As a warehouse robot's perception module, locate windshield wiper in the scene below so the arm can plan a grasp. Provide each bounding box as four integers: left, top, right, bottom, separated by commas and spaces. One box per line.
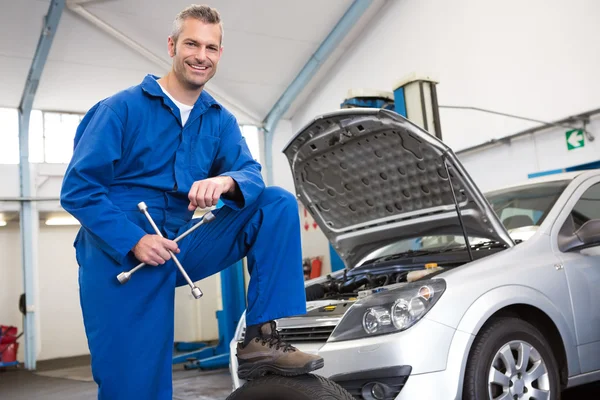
365, 245, 468, 266
369, 249, 435, 264
363, 239, 512, 268
471, 239, 522, 249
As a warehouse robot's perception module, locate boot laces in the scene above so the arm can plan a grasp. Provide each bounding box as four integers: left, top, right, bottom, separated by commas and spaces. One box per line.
258, 321, 296, 352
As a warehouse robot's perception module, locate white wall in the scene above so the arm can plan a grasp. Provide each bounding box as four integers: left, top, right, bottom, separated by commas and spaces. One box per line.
290, 0, 600, 153
271, 119, 296, 194
174, 274, 220, 344
37, 226, 88, 360
0, 164, 21, 211
458, 114, 600, 192
298, 202, 333, 276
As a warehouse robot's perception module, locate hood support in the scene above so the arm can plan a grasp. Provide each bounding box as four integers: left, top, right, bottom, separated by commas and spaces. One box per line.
443, 154, 474, 261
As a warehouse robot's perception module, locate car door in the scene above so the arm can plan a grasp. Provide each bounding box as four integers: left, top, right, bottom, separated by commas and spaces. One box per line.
554, 177, 600, 374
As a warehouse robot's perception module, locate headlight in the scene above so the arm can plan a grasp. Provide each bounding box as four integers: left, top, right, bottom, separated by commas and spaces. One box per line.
329, 279, 446, 342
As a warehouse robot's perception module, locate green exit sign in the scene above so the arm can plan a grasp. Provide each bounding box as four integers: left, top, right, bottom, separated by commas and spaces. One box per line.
566, 129, 585, 150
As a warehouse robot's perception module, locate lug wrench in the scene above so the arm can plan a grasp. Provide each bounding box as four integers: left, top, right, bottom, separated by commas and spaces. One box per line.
136, 201, 203, 299
116, 210, 215, 284
116, 204, 215, 298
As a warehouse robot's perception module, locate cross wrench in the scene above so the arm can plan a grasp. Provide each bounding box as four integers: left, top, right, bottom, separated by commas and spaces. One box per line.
137, 201, 203, 299
116, 210, 215, 285
116, 204, 215, 300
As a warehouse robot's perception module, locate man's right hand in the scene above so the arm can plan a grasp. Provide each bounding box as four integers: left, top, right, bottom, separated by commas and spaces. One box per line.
132, 234, 180, 266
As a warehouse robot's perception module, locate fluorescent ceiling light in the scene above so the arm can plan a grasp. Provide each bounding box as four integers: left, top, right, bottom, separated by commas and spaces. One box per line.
45, 216, 80, 226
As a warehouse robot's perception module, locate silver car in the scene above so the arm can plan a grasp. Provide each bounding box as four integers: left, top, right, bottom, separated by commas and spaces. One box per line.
229, 108, 600, 400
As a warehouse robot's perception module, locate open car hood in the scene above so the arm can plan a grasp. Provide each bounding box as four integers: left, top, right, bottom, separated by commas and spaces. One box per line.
283, 108, 514, 268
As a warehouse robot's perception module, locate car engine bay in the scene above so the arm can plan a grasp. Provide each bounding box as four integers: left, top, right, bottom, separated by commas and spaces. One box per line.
305, 240, 511, 301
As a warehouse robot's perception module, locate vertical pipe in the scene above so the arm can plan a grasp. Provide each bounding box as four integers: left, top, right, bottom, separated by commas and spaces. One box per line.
18, 0, 65, 370
18, 111, 36, 370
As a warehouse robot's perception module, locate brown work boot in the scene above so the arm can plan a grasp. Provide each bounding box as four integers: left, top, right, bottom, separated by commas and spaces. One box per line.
236, 321, 324, 380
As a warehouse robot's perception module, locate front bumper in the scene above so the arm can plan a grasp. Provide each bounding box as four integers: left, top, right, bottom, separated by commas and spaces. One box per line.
330, 366, 412, 399
229, 316, 473, 399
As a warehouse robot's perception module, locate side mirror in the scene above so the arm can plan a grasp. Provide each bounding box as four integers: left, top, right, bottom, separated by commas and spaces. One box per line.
575, 219, 600, 246
559, 218, 600, 252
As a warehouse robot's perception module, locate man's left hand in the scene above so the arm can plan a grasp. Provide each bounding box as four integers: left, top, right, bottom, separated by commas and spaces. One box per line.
188, 176, 235, 211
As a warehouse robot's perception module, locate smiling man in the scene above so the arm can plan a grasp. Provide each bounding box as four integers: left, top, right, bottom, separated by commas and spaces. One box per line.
60, 5, 323, 400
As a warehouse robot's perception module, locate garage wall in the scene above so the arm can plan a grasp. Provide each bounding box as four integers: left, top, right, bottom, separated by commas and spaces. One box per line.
458, 114, 600, 192
37, 226, 88, 360
271, 119, 296, 194
288, 0, 600, 156
298, 202, 333, 276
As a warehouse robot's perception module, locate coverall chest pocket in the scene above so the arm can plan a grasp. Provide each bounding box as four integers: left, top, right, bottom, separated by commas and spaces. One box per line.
189, 135, 220, 180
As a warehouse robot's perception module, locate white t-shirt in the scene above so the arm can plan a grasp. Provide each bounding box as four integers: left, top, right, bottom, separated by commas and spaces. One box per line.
159, 84, 193, 126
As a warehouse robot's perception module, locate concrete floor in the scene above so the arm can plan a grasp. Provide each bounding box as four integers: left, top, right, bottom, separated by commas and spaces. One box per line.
0, 356, 233, 400
1, 357, 599, 399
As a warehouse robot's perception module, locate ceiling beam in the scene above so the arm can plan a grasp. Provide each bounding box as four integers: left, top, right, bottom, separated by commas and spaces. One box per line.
67, 1, 262, 126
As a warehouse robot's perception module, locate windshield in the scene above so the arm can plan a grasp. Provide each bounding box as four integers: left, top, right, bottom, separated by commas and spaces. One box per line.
485, 180, 570, 230
360, 179, 571, 264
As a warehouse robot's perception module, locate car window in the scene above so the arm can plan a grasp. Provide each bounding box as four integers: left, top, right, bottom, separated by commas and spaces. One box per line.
571, 182, 600, 230
361, 233, 491, 264
485, 180, 570, 230
360, 180, 572, 264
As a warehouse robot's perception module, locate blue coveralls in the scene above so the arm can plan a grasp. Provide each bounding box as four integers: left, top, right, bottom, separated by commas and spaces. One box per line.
60, 74, 307, 400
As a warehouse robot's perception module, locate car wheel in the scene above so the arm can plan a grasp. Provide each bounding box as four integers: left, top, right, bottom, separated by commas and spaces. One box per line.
463, 317, 561, 400
226, 374, 355, 400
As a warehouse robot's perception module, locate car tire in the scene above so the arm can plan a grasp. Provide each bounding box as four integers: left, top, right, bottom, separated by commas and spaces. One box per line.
463, 317, 561, 400
226, 373, 355, 400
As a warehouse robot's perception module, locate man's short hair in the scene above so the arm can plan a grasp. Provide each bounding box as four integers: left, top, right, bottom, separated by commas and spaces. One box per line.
171, 4, 223, 45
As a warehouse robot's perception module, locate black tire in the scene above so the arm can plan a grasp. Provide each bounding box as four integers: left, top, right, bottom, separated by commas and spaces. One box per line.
226, 374, 355, 400
463, 317, 561, 400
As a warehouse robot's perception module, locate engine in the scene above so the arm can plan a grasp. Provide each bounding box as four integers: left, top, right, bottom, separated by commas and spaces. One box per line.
305, 265, 445, 301
304, 240, 512, 301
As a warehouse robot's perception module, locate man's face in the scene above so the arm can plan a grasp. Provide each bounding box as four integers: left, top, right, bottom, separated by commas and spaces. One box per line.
168, 18, 223, 90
